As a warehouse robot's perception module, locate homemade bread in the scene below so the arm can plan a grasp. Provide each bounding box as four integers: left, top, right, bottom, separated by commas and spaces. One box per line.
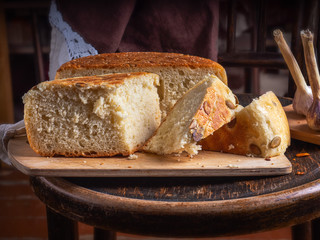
23, 72, 161, 157
199, 91, 290, 158
55, 52, 227, 118
143, 75, 240, 156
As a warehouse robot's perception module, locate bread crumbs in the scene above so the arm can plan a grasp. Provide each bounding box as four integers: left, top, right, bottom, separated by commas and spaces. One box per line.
227, 164, 239, 168
228, 144, 235, 150
127, 154, 138, 160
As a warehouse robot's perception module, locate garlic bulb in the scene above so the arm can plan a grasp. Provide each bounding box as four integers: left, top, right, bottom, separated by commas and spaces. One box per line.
301, 30, 320, 130
307, 101, 320, 130
273, 29, 312, 116
292, 84, 313, 116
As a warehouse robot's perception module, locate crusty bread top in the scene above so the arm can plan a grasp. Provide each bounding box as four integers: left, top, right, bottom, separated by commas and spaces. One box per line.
45, 72, 156, 88
55, 52, 227, 83
199, 91, 290, 158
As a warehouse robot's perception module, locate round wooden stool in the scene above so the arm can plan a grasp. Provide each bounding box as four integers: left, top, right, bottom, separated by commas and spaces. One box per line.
25, 95, 320, 239
30, 168, 320, 240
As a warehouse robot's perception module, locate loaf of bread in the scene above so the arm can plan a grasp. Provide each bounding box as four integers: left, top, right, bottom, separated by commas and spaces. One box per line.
199, 91, 290, 158
143, 75, 240, 156
23, 72, 161, 157
55, 52, 227, 118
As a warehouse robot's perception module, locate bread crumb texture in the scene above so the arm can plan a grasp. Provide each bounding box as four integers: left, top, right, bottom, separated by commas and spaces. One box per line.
143, 75, 239, 156
23, 72, 161, 157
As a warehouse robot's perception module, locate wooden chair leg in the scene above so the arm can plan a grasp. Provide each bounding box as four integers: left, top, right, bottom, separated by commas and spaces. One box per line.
0, 2, 14, 124
46, 206, 79, 240
94, 227, 117, 240
291, 222, 312, 240
312, 217, 320, 240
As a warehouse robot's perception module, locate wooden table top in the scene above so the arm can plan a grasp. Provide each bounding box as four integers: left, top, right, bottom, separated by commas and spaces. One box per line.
29, 94, 320, 238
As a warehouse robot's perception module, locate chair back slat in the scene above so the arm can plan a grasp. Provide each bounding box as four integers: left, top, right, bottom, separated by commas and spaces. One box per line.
226, 0, 237, 53
256, 0, 266, 52
218, 0, 320, 97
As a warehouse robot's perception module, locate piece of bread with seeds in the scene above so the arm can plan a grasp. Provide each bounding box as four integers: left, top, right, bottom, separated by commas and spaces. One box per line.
23, 72, 161, 157
55, 52, 227, 118
142, 75, 240, 156
199, 91, 290, 158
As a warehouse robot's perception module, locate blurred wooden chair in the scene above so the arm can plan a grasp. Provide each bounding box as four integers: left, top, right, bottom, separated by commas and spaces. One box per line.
0, 1, 49, 125
0, 2, 14, 124
0, 2, 49, 168
2, 0, 320, 124
0, 2, 14, 168
218, 0, 320, 96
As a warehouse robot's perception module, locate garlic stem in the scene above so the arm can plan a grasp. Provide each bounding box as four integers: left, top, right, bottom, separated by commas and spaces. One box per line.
301, 30, 320, 100
273, 29, 308, 92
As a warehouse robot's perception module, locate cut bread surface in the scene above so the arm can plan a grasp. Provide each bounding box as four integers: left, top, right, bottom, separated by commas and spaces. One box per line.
143, 75, 240, 156
23, 72, 161, 157
55, 52, 227, 118
200, 91, 290, 158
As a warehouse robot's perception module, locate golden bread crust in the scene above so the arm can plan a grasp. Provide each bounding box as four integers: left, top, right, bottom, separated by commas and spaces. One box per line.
26, 143, 140, 158
200, 91, 290, 158
57, 52, 224, 70
47, 72, 153, 87
55, 52, 227, 84
190, 80, 239, 140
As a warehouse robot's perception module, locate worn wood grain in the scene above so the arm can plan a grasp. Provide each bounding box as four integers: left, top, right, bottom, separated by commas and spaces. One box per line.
284, 104, 320, 145
8, 137, 292, 177
30, 174, 320, 238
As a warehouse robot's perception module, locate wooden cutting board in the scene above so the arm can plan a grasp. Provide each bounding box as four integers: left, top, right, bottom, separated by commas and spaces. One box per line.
283, 104, 320, 145
8, 136, 292, 177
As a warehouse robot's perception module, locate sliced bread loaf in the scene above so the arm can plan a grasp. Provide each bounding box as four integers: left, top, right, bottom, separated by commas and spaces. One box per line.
142, 75, 240, 156
23, 72, 161, 157
55, 52, 227, 118
199, 91, 290, 158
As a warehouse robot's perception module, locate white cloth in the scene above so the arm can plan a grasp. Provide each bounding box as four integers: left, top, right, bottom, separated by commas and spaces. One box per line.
48, 27, 70, 80
0, 0, 98, 165
0, 121, 26, 165
48, 0, 98, 80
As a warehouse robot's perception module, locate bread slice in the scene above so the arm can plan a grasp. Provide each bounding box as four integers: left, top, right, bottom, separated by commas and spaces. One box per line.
23, 72, 161, 157
55, 52, 227, 118
199, 91, 290, 158
142, 75, 240, 156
